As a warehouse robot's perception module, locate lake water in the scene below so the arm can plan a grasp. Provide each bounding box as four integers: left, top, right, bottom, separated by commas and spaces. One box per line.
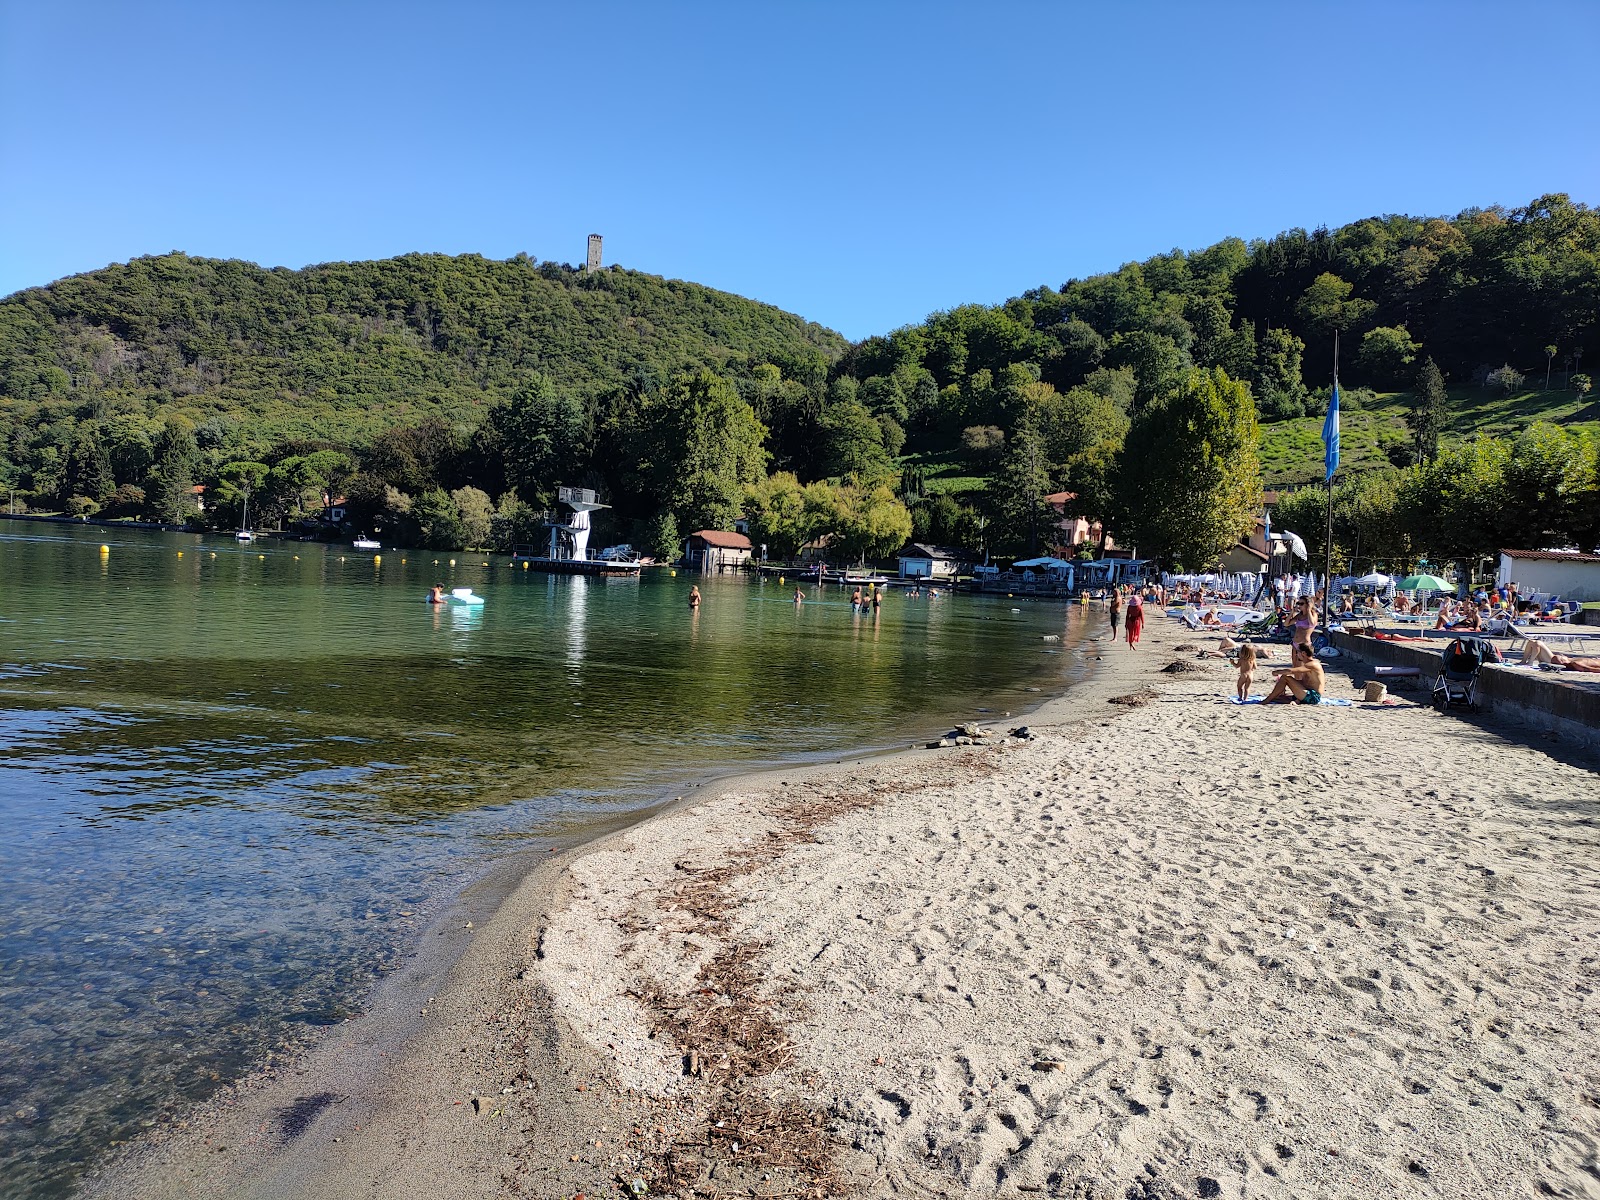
0, 522, 1100, 1198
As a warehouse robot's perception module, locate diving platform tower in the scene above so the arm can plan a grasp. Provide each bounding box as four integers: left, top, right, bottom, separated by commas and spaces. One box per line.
546, 486, 608, 561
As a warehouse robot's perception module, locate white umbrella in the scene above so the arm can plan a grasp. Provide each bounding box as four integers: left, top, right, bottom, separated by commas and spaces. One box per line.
1355, 572, 1391, 587
1283, 531, 1308, 560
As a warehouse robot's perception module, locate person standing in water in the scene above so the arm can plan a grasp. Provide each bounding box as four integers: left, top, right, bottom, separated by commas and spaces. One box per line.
1124, 586, 1144, 649
688, 585, 701, 610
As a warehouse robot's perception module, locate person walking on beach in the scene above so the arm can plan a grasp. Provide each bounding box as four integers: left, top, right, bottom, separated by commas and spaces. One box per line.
1124, 587, 1144, 649
1108, 588, 1122, 638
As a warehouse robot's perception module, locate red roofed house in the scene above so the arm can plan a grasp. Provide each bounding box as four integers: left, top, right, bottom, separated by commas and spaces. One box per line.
1043, 492, 1112, 553
1497, 549, 1600, 603
687, 529, 753, 574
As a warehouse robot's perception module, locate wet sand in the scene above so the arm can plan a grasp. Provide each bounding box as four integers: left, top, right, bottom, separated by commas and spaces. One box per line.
83, 614, 1600, 1199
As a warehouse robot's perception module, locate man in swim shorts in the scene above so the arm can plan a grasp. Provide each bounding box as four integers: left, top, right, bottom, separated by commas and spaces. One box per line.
1262, 643, 1326, 703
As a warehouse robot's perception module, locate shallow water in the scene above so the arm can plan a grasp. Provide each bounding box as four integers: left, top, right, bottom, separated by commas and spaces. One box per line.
0, 522, 1099, 1197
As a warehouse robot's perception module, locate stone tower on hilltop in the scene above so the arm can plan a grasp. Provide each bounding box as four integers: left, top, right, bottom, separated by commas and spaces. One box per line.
586, 234, 603, 272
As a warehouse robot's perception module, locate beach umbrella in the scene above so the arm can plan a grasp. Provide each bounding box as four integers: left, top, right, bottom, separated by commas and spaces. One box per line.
1280, 531, 1309, 560
1355, 572, 1391, 587
1397, 573, 1451, 592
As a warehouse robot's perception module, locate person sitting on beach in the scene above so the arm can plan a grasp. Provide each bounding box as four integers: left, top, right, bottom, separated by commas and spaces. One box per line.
1261, 642, 1326, 704
1433, 600, 1456, 629
1235, 643, 1258, 702
1455, 605, 1481, 631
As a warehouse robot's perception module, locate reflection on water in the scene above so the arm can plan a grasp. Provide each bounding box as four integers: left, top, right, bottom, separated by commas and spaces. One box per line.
0, 524, 1098, 1198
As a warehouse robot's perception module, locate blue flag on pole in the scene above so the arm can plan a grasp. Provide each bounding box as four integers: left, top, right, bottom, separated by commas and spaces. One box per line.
1323, 378, 1340, 481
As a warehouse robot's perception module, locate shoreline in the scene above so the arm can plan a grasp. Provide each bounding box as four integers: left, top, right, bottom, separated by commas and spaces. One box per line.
78, 610, 1119, 1199
81, 616, 1600, 1198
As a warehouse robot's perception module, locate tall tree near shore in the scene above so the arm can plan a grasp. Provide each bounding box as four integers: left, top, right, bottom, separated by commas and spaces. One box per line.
1112, 367, 1261, 570
1410, 357, 1446, 464
1545, 344, 1558, 390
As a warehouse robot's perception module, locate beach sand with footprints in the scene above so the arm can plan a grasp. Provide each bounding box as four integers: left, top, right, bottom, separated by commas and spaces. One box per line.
87, 614, 1600, 1199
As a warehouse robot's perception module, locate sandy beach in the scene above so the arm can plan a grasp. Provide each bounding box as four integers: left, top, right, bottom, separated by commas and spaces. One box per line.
84, 613, 1600, 1200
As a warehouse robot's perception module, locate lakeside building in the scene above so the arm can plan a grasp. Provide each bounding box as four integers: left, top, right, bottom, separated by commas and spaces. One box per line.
687, 530, 753, 573
1496, 549, 1600, 602
895, 543, 977, 580
1043, 492, 1112, 553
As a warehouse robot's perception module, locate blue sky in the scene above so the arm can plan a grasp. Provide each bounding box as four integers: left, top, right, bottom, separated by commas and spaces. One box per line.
3, 1, 1597, 341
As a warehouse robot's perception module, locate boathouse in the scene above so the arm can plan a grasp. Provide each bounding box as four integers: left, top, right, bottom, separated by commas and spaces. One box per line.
896, 543, 976, 580
687, 530, 753, 573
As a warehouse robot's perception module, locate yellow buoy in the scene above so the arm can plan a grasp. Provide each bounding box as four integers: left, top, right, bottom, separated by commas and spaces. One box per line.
293, 555, 300, 560
210, 552, 217, 558
258, 554, 265, 559
373, 555, 382, 564
340, 556, 346, 562
449, 559, 456, 566
100, 545, 109, 553
670, 570, 677, 577
401, 558, 407, 564
176, 551, 183, 558
522, 562, 529, 570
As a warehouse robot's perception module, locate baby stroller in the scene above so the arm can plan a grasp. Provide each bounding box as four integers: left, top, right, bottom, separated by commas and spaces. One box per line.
1431, 636, 1496, 712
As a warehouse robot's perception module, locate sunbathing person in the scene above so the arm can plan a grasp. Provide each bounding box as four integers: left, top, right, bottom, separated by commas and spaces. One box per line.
1522, 641, 1600, 673
1262, 643, 1327, 704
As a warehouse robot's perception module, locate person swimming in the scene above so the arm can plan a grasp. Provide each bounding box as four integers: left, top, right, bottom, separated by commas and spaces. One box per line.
427, 584, 446, 604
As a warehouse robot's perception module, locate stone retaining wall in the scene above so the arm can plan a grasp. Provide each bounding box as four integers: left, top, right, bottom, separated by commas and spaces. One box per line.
1331, 629, 1600, 752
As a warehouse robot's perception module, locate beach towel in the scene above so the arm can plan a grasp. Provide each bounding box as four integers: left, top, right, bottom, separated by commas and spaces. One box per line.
1226, 695, 1355, 706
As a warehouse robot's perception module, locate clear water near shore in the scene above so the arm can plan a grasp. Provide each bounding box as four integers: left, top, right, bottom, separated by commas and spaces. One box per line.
0, 523, 1099, 1198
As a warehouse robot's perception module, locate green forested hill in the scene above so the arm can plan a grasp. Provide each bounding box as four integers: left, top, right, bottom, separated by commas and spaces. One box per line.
2, 195, 1596, 566
0, 250, 846, 459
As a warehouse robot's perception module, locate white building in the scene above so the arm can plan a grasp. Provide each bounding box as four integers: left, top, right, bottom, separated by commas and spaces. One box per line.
896, 543, 975, 580
1496, 549, 1600, 602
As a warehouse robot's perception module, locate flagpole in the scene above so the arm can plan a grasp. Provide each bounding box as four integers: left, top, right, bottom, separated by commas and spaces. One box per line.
1322, 331, 1338, 627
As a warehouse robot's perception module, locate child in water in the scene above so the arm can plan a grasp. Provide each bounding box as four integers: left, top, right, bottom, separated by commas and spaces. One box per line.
1235, 642, 1258, 701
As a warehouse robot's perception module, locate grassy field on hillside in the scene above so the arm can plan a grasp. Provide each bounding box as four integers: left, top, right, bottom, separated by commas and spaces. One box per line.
1260, 385, 1599, 488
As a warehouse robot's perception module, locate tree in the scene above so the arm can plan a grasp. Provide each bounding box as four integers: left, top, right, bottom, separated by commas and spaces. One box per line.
1573, 373, 1592, 399
808, 481, 913, 564
450, 486, 493, 548
413, 487, 465, 549
1396, 436, 1511, 564
475, 376, 585, 502
1296, 272, 1376, 338
1544, 344, 1558, 390
1356, 325, 1420, 388
635, 370, 769, 532
1106, 330, 1188, 412
144, 419, 198, 524
214, 460, 270, 528
646, 510, 681, 562
1410, 357, 1446, 464
989, 425, 1053, 554
1112, 367, 1261, 570
743, 472, 812, 559
1256, 327, 1308, 419
61, 424, 112, 504
1486, 364, 1525, 395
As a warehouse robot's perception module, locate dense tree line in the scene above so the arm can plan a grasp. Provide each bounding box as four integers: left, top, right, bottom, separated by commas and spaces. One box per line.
1273, 422, 1600, 578
1, 195, 1595, 566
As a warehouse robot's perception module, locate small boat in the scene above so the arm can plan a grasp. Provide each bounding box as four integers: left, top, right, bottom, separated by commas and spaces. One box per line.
353, 537, 381, 551
235, 530, 255, 543
235, 495, 255, 541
